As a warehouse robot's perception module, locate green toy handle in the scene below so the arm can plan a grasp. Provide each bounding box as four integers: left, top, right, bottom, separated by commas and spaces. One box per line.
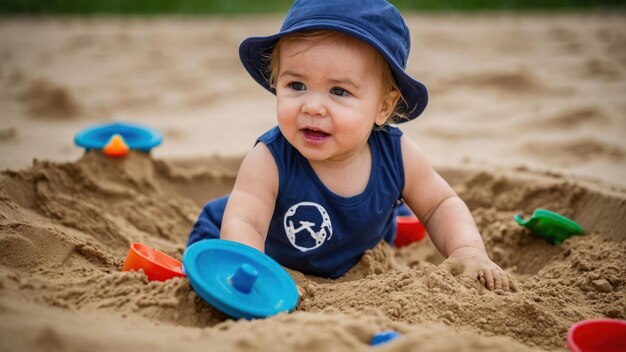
515, 209, 584, 244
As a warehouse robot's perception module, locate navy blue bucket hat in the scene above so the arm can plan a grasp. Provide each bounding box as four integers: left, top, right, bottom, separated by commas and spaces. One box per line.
239, 0, 428, 123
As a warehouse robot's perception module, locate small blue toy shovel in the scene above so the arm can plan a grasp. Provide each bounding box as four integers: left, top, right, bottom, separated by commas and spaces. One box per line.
514, 209, 584, 244
183, 239, 298, 319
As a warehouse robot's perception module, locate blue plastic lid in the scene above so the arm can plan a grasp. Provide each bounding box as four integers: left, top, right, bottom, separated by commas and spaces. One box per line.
74, 122, 162, 152
371, 330, 401, 346
182, 239, 299, 319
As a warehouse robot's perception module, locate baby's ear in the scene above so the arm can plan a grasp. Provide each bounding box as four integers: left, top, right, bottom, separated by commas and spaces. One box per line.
376, 90, 401, 125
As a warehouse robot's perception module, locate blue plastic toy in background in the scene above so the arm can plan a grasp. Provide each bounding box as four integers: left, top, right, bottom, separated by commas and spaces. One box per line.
371, 330, 401, 346
74, 122, 162, 152
182, 239, 299, 320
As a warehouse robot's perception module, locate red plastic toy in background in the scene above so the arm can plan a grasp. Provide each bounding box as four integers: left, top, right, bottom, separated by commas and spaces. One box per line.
122, 242, 186, 281
567, 319, 626, 352
394, 216, 426, 247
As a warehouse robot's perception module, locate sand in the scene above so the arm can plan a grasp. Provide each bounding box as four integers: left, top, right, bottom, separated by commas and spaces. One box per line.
0, 12, 625, 352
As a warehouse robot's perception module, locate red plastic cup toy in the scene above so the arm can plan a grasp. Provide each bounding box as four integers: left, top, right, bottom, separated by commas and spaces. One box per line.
394, 216, 426, 247
122, 242, 186, 281
567, 318, 626, 352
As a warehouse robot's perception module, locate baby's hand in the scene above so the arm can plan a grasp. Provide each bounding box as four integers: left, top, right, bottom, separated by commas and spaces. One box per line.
440, 247, 517, 292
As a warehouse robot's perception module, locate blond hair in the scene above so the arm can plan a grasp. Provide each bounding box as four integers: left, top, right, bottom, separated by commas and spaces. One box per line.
266, 30, 407, 124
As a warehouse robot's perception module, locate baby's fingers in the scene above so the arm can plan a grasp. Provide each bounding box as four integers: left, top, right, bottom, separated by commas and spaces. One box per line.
498, 270, 510, 292
507, 273, 520, 292
489, 269, 518, 292
489, 269, 505, 291
479, 269, 495, 290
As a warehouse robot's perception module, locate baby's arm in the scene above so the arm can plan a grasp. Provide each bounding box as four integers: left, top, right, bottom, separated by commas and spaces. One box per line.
400, 136, 514, 291
220, 143, 278, 252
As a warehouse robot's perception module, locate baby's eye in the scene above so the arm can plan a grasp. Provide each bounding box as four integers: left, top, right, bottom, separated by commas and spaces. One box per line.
288, 81, 306, 91
330, 87, 350, 97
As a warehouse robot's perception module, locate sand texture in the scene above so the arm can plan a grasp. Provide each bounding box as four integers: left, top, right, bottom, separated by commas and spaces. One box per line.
0, 13, 625, 352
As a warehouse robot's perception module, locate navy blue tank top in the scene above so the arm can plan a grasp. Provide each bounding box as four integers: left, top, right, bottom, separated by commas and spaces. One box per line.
257, 126, 405, 278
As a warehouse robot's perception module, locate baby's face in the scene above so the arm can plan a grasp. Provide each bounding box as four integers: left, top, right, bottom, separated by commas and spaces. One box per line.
275, 33, 396, 163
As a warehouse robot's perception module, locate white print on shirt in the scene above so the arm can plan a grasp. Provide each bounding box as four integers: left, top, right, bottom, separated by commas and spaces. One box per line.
283, 201, 333, 252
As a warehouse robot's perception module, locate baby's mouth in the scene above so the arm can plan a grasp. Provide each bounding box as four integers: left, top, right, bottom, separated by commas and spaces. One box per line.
303, 128, 330, 140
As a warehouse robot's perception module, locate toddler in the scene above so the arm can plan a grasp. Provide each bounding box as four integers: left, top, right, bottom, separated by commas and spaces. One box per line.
188, 0, 513, 291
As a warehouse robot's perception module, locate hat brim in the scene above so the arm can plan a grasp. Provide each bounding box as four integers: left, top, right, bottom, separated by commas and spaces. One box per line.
239, 21, 428, 122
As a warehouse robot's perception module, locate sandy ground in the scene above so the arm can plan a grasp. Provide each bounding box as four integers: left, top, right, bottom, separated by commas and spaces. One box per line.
0, 13, 625, 352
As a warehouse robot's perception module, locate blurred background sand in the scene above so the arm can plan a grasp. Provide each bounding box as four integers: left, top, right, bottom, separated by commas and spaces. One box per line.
0, 11, 625, 187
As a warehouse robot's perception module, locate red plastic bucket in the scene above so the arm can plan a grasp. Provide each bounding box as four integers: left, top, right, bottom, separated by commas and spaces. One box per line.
122, 242, 186, 281
394, 216, 426, 247
567, 319, 626, 352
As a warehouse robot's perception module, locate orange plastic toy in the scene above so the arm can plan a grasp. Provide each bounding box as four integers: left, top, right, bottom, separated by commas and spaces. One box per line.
103, 134, 130, 157
395, 216, 426, 247
122, 242, 186, 281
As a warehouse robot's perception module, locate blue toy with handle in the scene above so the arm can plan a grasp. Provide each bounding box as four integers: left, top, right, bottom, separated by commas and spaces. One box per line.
183, 239, 299, 319
74, 122, 162, 152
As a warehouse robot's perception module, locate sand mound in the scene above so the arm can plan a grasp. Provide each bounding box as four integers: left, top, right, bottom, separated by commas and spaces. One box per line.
0, 152, 623, 351
18, 78, 82, 119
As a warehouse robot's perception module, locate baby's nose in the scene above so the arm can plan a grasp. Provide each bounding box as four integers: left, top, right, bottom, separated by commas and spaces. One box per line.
301, 93, 328, 117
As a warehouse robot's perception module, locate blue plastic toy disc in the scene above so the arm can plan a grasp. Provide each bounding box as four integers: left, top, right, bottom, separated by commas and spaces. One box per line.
74, 122, 162, 152
371, 330, 401, 346
182, 239, 299, 319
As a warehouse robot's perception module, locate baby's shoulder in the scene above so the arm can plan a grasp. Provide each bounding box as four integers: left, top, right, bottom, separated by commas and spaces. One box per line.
256, 126, 282, 146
